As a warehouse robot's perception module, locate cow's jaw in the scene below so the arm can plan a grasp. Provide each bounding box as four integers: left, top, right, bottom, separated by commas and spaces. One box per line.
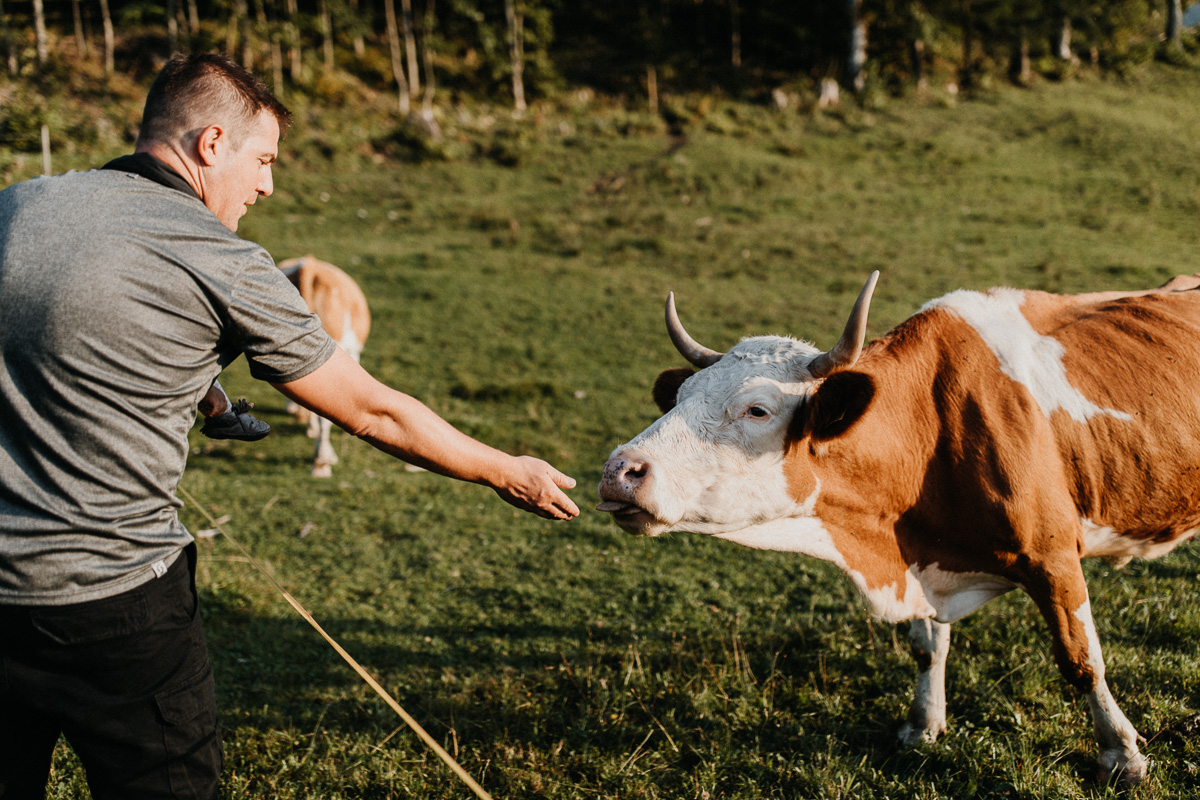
595, 501, 667, 536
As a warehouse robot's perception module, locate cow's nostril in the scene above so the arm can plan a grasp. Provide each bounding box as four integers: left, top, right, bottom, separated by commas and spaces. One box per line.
617, 459, 650, 486
603, 455, 651, 489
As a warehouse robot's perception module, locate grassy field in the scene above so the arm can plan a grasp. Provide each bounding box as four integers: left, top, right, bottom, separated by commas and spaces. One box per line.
35, 64, 1200, 798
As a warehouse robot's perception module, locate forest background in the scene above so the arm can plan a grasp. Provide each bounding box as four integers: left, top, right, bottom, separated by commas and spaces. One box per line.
3, 0, 1200, 172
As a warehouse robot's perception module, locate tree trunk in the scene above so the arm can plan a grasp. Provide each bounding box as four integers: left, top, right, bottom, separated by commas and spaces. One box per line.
402, 0, 419, 97
285, 0, 301, 82
911, 37, 926, 88
1009, 29, 1031, 84
844, 0, 866, 92
0, 0, 16, 76
730, 0, 741, 69
1166, 0, 1183, 46
319, 0, 334, 72
250, 0, 268, 67
384, 0, 411, 113
241, 0, 254, 67
647, 64, 658, 114
167, 0, 178, 53
504, 0, 526, 112
99, 0, 115, 75
419, 0, 440, 136
72, 0, 88, 57
959, 1, 972, 88
271, 39, 284, 94
42, 125, 52, 176
187, 0, 199, 36
32, 0, 48, 65
349, 0, 364, 57
226, 0, 243, 61
1056, 15, 1072, 60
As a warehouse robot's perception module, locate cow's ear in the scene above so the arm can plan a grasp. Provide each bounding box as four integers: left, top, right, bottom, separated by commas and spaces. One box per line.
792, 371, 875, 441
653, 367, 695, 413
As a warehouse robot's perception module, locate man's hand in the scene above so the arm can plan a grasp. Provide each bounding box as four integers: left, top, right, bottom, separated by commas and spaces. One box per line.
493, 456, 579, 520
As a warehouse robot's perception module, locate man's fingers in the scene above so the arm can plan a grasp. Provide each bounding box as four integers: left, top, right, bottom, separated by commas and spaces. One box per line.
547, 465, 578, 515
551, 468, 577, 491
546, 468, 579, 518
551, 488, 580, 519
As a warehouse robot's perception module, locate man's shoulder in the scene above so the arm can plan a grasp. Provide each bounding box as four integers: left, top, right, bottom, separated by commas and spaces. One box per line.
1, 167, 185, 206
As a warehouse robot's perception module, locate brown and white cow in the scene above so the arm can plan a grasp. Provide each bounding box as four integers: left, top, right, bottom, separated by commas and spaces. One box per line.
278, 255, 371, 478
599, 271, 1200, 783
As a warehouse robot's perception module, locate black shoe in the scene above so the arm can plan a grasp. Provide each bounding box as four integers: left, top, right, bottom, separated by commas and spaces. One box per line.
201, 399, 271, 441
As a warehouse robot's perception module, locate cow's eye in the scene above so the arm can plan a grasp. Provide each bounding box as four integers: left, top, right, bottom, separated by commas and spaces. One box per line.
744, 405, 771, 420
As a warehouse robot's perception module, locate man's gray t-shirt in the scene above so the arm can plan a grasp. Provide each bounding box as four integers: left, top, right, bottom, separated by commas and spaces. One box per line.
0, 168, 338, 605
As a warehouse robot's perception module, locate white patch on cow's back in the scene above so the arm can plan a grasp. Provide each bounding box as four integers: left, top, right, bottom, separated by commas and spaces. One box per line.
909, 563, 1017, 623
923, 289, 1132, 424
1080, 518, 1196, 566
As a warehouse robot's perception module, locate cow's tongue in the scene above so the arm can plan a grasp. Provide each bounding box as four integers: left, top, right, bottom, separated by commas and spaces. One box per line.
597, 500, 639, 514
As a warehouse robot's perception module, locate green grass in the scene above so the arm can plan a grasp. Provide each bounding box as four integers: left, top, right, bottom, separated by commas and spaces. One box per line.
32, 64, 1200, 797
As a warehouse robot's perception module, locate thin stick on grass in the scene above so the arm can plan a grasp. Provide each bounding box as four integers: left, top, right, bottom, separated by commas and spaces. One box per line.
178, 483, 495, 800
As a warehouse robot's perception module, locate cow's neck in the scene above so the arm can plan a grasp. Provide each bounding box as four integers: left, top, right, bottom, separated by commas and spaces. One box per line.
782, 336, 945, 620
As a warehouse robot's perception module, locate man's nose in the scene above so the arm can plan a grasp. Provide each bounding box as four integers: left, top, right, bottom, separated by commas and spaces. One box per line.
258, 168, 274, 197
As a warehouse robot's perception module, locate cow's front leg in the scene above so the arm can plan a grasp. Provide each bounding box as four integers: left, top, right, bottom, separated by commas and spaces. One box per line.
1027, 561, 1147, 783
311, 415, 338, 478
899, 617, 950, 745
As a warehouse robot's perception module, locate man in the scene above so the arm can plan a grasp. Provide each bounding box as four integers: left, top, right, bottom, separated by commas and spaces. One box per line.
0, 53, 578, 799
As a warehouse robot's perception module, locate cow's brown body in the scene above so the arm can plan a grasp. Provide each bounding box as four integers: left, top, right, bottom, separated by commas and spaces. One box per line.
599, 273, 1200, 782
278, 255, 371, 477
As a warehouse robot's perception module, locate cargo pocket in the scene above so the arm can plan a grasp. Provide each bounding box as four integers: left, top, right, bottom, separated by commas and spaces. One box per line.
154, 660, 223, 798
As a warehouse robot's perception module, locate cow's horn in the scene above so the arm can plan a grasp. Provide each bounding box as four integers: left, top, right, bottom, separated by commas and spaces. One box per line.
808, 271, 879, 379
666, 292, 724, 368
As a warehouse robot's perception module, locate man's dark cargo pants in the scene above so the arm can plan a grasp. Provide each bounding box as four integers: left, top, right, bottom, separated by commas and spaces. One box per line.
0, 544, 222, 799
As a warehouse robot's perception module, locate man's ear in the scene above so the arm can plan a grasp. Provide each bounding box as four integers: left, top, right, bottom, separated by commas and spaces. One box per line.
652, 367, 694, 414
790, 371, 875, 441
195, 124, 226, 167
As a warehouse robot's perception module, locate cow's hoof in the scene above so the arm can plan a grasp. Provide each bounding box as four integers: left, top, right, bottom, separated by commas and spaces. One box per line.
1098, 750, 1149, 785
311, 465, 333, 478
898, 719, 945, 746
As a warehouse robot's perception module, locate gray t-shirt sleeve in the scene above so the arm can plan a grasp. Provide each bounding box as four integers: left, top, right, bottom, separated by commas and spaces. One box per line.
226, 256, 339, 383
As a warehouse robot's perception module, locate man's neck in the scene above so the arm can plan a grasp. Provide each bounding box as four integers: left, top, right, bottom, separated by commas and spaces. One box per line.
135, 144, 205, 200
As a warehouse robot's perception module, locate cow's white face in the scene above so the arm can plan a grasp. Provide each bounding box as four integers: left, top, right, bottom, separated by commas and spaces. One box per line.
601, 273, 879, 538
599, 336, 822, 537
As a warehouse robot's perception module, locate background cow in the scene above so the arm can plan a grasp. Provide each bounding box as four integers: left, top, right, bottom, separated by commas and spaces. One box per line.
278, 255, 371, 478
599, 271, 1200, 783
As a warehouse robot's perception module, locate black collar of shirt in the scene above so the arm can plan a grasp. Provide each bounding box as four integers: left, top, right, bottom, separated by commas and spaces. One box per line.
101, 153, 201, 202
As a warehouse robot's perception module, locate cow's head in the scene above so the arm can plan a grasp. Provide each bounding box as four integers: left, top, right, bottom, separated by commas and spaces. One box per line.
598, 272, 879, 537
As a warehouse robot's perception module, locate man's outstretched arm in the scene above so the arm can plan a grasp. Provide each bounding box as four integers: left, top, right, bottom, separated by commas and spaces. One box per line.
272, 348, 579, 520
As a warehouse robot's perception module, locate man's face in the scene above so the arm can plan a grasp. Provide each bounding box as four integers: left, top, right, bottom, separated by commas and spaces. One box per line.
205, 111, 280, 232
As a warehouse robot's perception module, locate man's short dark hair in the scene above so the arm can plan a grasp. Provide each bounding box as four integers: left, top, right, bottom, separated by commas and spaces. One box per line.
137, 53, 293, 149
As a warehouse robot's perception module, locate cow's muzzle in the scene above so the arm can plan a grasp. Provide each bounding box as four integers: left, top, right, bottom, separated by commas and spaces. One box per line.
597, 450, 664, 535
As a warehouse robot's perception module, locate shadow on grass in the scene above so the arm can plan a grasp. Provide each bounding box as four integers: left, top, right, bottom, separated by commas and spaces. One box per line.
200, 593, 1128, 796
